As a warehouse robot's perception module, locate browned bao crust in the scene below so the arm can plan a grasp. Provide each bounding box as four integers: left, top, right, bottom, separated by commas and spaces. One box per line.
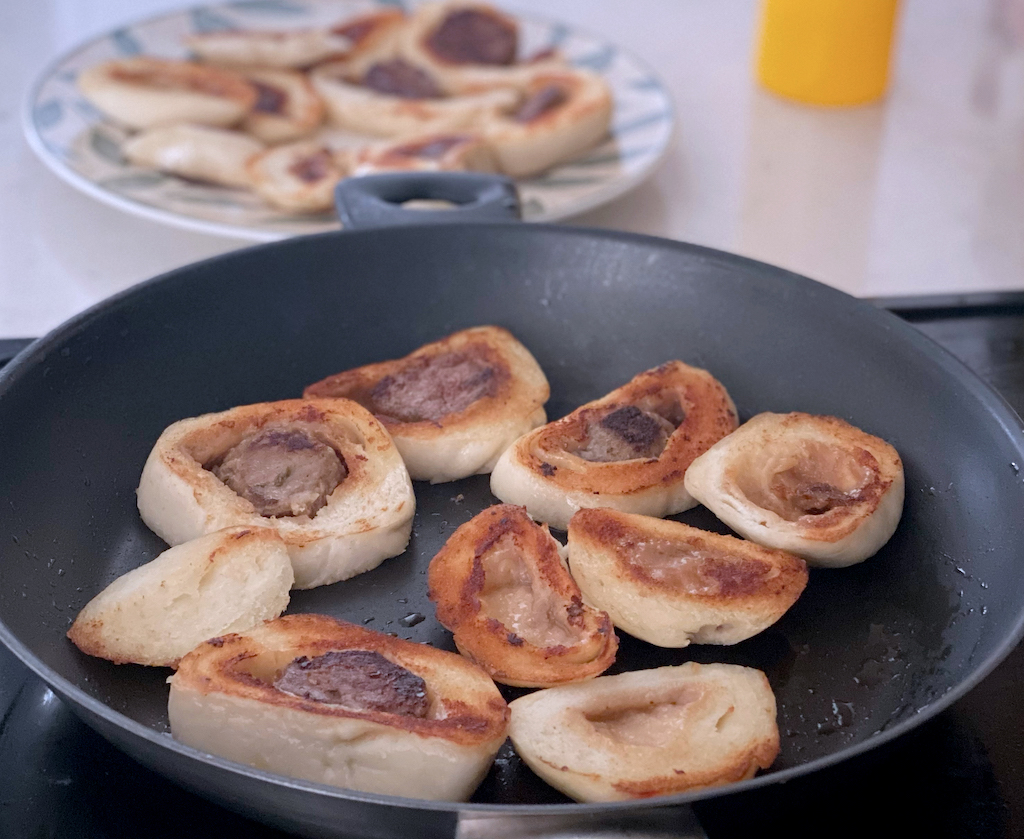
507, 662, 780, 802
490, 361, 738, 529
169, 614, 509, 800
304, 326, 549, 483
567, 509, 808, 647
428, 504, 617, 687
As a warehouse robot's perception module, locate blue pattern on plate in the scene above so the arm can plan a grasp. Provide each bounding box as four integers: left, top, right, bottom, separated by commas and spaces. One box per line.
34, 100, 63, 131
227, 0, 308, 14
111, 28, 143, 56
572, 43, 615, 72
613, 110, 673, 136
190, 7, 237, 32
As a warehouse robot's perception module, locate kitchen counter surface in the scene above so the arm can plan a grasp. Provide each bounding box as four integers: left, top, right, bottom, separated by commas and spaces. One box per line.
3, 0, 1024, 338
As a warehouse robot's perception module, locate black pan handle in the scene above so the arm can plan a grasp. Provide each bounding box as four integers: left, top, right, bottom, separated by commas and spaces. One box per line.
334, 172, 521, 230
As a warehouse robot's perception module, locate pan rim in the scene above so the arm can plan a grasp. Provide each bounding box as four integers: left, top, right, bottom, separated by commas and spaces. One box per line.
2, 222, 1024, 815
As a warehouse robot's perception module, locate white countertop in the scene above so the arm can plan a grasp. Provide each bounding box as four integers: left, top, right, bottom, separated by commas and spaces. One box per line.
3, 0, 1023, 339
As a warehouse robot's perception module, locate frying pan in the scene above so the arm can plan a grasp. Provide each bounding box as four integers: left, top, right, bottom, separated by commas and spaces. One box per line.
2, 173, 1024, 839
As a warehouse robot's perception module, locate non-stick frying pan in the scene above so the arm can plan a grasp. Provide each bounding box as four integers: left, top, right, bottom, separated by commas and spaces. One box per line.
1, 174, 1023, 839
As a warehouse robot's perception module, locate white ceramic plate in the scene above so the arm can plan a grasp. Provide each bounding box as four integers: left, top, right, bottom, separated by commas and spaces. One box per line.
24, 0, 674, 241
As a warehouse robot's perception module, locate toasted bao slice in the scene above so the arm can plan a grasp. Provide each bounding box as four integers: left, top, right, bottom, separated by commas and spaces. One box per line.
239, 68, 325, 144
77, 58, 256, 129
185, 27, 353, 69
398, 2, 519, 90
67, 527, 292, 668
567, 509, 808, 647
428, 505, 617, 687
136, 399, 415, 589
246, 140, 348, 212
508, 662, 779, 802
480, 68, 612, 178
490, 361, 739, 530
304, 326, 549, 483
327, 8, 410, 77
122, 124, 264, 188
683, 412, 905, 568
310, 58, 517, 138
169, 614, 509, 801
346, 131, 496, 175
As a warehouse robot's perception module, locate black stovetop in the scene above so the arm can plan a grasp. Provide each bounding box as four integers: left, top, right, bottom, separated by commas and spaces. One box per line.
2, 293, 1024, 838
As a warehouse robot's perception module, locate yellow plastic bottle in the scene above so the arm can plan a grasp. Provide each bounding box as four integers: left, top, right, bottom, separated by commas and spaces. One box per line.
756, 0, 900, 106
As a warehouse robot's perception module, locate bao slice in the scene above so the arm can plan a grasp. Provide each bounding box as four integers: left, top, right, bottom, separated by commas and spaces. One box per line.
508, 662, 780, 802
77, 57, 256, 130
169, 614, 509, 801
428, 504, 617, 687
345, 131, 496, 175
304, 326, 549, 483
246, 140, 349, 212
479, 67, 613, 178
490, 361, 739, 530
239, 67, 326, 144
136, 399, 415, 589
67, 526, 292, 668
683, 412, 904, 568
122, 124, 265, 188
567, 509, 808, 647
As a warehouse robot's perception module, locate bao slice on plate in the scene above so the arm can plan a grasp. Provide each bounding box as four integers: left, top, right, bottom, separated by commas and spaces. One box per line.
122, 124, 265, 188
67, 526, 292, 668
428, 504, 617, 687
238, 67, 326, 144
683, 412, 904, 568
246, 140, 349, 212
169, 614, 510, 801
345, 131, 496, 176
136, 398, 415, 589
77, 57, 257, 129
490, 361, 739, 530
567, 509, 808, 647
304, 326, 549, 483
508, 662, 780, 802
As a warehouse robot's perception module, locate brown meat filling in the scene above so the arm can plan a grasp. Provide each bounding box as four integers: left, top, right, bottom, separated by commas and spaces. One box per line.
211, 427, 346, 518
287, 149, 335, 184
425, 9, 517, 65
251, 80, 288, 115
274, 649, 429, 717
363, 59, 443, 99
367, 350, 499, 423
626, 538, 772, 597
514, 84, 568, 123
575, 405, 677, 462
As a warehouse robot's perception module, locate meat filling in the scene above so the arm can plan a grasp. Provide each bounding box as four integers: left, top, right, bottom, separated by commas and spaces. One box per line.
736, 440, 876, 522
251, 80, 288, 114
363, 59, 443, 99
274, 649, 429, 717
367, 349, 499, 423
425, 9, 517, 65
211, 427, 346, 518
626, 538, 772, 597
514, 84, 568, 123
575, 405, 676, 462
287, 149, 335, 183
477, 538, 581, 648
584, 686, 703, 747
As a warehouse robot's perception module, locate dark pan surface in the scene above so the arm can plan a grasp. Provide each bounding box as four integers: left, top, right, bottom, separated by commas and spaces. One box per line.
1, 224, 1024, 829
